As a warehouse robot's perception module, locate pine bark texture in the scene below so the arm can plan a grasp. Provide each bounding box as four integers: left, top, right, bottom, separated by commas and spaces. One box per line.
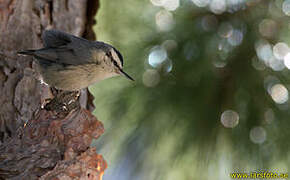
0, 0, 107, 179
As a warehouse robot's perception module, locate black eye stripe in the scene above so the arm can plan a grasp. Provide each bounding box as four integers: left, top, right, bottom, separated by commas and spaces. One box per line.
106, 51, 112, 58
112, 47, 123, 67
113, 60, 121, 69
106, 50, 122, 69
107, 51, 119, 66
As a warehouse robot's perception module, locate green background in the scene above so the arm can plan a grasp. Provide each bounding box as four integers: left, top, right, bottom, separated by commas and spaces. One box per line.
91, 0, 290, 179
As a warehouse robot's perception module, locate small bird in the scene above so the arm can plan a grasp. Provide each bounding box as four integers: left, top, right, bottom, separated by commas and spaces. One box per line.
18, 29, 134, 91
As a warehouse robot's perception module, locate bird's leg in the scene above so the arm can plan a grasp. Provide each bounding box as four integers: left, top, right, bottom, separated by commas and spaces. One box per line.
44, 88, 80, 114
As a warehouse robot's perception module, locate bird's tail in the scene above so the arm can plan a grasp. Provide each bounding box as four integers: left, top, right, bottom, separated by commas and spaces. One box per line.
17, 49, 36, 56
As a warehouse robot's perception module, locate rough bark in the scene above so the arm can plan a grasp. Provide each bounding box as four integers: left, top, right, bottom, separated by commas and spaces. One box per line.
0, 0, 106, 179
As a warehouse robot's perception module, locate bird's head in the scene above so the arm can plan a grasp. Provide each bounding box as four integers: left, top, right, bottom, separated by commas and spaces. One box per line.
104, 47, 134, 81
91, 42, 134, 81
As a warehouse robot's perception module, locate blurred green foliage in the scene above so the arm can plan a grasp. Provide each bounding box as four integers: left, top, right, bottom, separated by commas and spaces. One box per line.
91, 0, 290, 179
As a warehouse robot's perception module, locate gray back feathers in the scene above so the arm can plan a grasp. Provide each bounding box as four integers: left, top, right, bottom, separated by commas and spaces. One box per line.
38, 30, 123, 67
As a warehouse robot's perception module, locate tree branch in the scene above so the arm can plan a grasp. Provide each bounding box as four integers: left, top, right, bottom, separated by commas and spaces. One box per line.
0, 0, 106, 179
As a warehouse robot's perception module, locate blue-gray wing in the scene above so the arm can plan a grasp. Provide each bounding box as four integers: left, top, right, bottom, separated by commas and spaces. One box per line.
36, 30, 95, 65
42, 29, 72, 48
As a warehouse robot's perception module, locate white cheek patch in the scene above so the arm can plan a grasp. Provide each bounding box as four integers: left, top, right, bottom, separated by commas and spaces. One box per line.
110, 49, 122, 68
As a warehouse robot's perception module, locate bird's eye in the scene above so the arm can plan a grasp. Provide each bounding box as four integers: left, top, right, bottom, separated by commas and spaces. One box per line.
113, 61, 118, 66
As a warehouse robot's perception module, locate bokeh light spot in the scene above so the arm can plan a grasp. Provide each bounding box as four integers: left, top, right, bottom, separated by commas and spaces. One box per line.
221, 110, 239, 128
259, 19, 277, 38
282, 0, 290, 16
269, 56, 285, 71
143, 69, 160, 87
273, 42, 290, 60
283, 53, 290, 69
209, 0, 226, 14
148, 46, 167, 68
227, 29, 243, 46
155, 10, 175, 32
264, 75, 280, 94
250, 126, 266, 144
162, 40, 178, 51
270, 84, 289, 104
150, 0, 163, 6
162, 59, 173, 73
163, 0, 180, 11
191, 0, 209, 7
227, 0, 246, 13
255, 40, 272, 62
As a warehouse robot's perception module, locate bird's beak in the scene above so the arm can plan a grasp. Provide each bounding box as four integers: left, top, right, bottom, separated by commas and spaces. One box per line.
119, 69, 134, 81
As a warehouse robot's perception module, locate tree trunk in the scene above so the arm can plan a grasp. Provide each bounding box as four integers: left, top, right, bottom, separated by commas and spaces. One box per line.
0, 0, 106, 179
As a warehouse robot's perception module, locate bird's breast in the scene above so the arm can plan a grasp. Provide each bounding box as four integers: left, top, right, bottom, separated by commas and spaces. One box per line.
39, 63, 117, 90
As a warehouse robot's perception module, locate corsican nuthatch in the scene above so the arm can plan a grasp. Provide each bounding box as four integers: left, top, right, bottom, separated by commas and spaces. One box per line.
18, 30, 134, 91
